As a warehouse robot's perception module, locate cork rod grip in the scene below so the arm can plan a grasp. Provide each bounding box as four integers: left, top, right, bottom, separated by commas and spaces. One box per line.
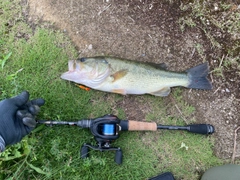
128, 120, 157, 131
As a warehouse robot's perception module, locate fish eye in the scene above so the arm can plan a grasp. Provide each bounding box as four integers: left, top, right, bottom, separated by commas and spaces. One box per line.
77, 58, 86, 62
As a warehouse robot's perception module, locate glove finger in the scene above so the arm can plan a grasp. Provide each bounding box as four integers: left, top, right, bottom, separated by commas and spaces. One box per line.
30, 98, 45, 107
10, 91, 29, 107
22, 116, 37, 128
28, 105, 40, 115
24, 98, 44, 115
16, 110, 29, 119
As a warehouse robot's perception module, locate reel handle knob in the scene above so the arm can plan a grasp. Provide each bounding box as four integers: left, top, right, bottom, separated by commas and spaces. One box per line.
115, 148, 123, 164
80, 144, 89, 158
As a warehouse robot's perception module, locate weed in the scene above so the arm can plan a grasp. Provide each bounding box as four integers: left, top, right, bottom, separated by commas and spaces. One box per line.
0, 52, 12, 70
179, 17, 196, 32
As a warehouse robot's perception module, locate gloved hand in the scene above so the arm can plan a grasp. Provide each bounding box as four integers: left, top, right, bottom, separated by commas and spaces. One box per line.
0, 91, 45, 152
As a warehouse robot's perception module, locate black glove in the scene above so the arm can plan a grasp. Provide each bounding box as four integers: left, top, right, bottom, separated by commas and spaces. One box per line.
0, 91, 45, 151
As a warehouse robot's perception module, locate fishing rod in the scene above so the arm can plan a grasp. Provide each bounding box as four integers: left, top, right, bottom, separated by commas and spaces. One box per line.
37, 114, 214, 164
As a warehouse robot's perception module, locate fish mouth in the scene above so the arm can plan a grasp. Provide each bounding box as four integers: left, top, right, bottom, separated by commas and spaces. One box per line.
68, 60, 80, 72
60, 59, 111, 87
68, 60, 75, 71
60, 70, 72, 81
60, 60, 80, 80
61, 59, 89, 79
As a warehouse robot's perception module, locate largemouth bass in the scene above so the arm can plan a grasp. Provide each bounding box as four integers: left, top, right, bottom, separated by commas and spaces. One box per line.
61, 56, 212, 96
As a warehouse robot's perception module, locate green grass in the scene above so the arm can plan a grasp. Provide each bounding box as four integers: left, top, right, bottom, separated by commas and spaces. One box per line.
0, 0, 225, 180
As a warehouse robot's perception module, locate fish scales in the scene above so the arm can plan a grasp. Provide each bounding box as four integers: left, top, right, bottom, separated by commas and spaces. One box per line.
97, 57, 189, 93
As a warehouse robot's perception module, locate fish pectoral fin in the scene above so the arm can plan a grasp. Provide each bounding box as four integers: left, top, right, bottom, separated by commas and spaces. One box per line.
111, 89, 127, 95
150, 87, 171, 96
111, 69, 128, 82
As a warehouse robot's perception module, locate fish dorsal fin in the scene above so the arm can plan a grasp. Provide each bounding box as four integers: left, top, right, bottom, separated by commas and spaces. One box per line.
111, 69, 128, 82
150, 87, 171, 96
144, 62, 167, 70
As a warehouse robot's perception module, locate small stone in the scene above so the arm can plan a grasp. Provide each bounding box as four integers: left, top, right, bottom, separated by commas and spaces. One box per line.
88, 44, 93, 50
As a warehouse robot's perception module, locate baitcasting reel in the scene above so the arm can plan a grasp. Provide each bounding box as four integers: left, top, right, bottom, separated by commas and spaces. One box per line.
80, 115, 123, 164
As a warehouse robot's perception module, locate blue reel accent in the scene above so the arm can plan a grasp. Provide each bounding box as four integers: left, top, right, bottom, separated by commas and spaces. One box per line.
103, 124, 115, 135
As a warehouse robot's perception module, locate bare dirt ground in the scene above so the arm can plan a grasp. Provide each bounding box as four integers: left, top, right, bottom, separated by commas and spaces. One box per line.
25, 0, 240, 161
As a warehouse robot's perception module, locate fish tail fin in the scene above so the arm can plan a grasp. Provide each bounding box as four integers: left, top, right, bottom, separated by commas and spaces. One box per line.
186, 62, 212, 90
